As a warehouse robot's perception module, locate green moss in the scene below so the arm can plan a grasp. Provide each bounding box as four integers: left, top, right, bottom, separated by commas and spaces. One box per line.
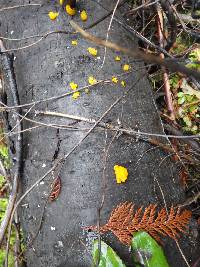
0, 198, 8, 223
0, 143, 12, 170
0, 175, 5, 188
0, 249, 15, 267
186, 48, 200, 71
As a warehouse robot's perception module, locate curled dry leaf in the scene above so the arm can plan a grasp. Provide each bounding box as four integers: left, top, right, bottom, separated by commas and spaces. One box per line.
49, 176, 61, 202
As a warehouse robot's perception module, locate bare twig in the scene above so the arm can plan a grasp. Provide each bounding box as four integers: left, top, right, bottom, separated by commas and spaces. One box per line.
0, 41, 23, 245
0, 3, 41, 12
101, 0, 121, 68
36, 109, 200, 140
156, 5, 175, 120
70, 21, 200, 80
97, 131, 118, 265
127, 0, 159, 15
178, 192, 200, 208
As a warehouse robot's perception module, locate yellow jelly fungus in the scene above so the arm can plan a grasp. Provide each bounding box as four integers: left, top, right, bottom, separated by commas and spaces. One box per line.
123, 64, 130, 71
72, 91, 80, 99
87, 47, 98, 56
66, 4, 76, 16
112, 76, 118, 83
69, 82, 78, 90
121, 80, 126, 87
80, 10, 88, 21
114, 165, 128, 184
85, 88, 89, 94
59, 0, 64, 5
88, 76, 97, 85
71, 40, 78, 46
48, 11, 59, 20
115, 56, 121, 61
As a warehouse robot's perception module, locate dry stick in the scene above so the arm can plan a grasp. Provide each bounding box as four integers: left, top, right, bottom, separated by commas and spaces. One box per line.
0, 41, 23, 247
0, 101, 91, 133
0, 3, 41, 12
14, 182, 61, 264
3, 110, 198, 163
101, 0, 121, 68
164, 124, 200, 153
0, 79, 109, 110
86, 0, 126, 30
127, 0, 159, 15
4, 109, 34, 266
96, 1, 173, 58
156, 5, 175, 121
153, 153, 175, 211
37, 110, 197, 163
97, 131, 118, 265
177, 192, 200, 208
0, 104, 34, 146
70, 21, 200, 80
13, 221, 21, 267
5, 79, 138, 258
170, 3, 200, 39
153, 157, 191, 267
175, 240, 190, 267
36, 110, 200, 140
0, 68, 139, 111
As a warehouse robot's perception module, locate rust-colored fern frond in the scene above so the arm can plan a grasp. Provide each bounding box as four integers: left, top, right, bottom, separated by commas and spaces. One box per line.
87, 202, 191, 245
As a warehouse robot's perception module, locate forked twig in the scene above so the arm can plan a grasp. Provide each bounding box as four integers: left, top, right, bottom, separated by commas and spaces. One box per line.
70, 21, 200, 80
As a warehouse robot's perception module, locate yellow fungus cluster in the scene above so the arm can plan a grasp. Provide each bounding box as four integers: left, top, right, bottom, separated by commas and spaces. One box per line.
80, 10, 88, 21
88, 76, 97, 85
69, 82, 78, 90
72, 91, 80, 99
115, 56, 121, 61
71, 40, 78, 46
48, 11, 59, 20
112, 76, 118, 83
121, 80, 126, 87
87, 47, 98, 56
66, 4, 76, 16
114, 165, 128, 184
59, 0, 64, 5
123, 64, 130, 71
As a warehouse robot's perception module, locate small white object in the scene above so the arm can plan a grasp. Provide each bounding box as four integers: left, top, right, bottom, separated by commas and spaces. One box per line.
57, 241, 63, 247
40, 181, 44, 185
21, 203, 29, 208
51, 226, 56, 231
10, 30, 14, 35
42, 163, 46, 168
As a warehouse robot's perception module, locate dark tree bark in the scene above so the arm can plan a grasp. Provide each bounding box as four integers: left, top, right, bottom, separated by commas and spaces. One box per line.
0, 1, 199, 266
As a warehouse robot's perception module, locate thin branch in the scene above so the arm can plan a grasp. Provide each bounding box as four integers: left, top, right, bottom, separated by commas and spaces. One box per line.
101, 0, 121, 68
127, 0, 159, 15
0, 3, 41, 12
0, 41, 23, 245
36, 109, 200, 140
70, 21, 200, 80
156, 4, 175, 120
